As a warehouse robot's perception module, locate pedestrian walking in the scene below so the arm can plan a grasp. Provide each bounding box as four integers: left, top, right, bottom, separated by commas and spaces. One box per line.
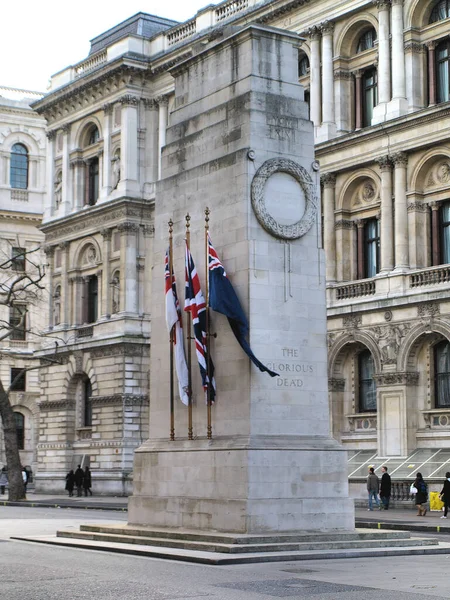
21, 467, 28, 493
439, 471, 450, 519
367, 467, 380, 511
0, 467, 7, 495
413, 472, 428, 516
380, 465, 392, 510
65, 470, 75, 497
74, 465, 84, 497
83, 466, 92, 497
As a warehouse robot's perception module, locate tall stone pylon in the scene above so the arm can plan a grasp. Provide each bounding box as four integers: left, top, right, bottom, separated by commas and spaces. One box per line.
128, 24, 354, 532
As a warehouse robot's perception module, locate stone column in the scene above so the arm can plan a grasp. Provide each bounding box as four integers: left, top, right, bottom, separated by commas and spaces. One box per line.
45, 130, 56, 219
431, 202, 440, 266
61, 124, 71, 216
376, 156, 394, 273
100, 228, 112, 318
321, 173, 337, 281
118, 222, 138, 314
44, 246, 55, 330
157, 96, 169, 180
119, 95, 140, 195
59, 241, 70, 327
70, 276, 83, 326
372, 0, 391, 124
387, 0, 408, 118
101, 103, 113, 199
356, 220, 365, 279
353, 70, 363, 130
392, 152, 409, 270
405, 42, 427, 111
427, 42, 437, 106
334, 71, 352, 133
144, 99, 159, 187
307, 26, 322, 128
318, 21, 336, 140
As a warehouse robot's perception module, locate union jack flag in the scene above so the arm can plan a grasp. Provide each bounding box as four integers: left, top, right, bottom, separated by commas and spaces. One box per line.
208, 233, 278, 378
165, 249, 189, 405
184, 241, 216, 403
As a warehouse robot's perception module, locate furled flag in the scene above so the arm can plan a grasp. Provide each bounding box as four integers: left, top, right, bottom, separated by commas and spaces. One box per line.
184, 242, 216, 403
165, 249, 190, 406
208, 233, 278, 377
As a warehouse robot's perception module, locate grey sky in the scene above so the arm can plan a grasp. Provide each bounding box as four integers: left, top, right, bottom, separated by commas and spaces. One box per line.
2, 1, 210, 92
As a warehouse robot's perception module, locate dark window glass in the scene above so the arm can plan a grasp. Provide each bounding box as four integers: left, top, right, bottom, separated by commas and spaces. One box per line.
362, 68, 378, 127
11, 247, 26, 272
10, 368, 26, 391
441, 202, 450, 264
357, 28, 377, 53
10, 304, 26, 340
436, 40, 450, 104
14, 412, 25, 450
435, 341, 450, 407
364, 219, 380, 278
10, 143, 28, 189
304, 90, 310, 119
88, 126, 99, 145
87, 276, 98, 324
430, 0, 450, 23
359, 350, 377, 412
298, 55, 309, 77
84, 379, 93, 427
88, 158, 99, 205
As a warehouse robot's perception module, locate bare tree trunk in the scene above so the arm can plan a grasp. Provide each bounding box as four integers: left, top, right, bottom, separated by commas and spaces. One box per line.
0, 381, 25, 501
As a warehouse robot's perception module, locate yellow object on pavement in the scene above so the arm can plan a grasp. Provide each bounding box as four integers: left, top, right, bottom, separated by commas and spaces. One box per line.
430, 491, 444, 511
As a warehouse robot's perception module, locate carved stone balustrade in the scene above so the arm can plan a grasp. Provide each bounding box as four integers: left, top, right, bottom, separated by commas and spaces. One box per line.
410, 266, 450, 288
335, 279, 376, 300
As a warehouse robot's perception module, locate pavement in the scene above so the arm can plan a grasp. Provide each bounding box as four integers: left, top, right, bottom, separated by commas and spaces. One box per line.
0, 489, 128, 511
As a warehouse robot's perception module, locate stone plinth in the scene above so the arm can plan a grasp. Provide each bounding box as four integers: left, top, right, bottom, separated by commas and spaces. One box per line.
128, 24, 354, 532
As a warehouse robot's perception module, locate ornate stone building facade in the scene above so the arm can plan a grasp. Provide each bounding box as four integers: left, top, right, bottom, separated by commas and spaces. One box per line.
0, 86, 47, 475
32, 1, 450, 492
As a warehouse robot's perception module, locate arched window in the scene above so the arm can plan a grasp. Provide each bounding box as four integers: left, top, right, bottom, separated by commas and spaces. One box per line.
298, 54, 310, 77
358, 350, 377, 412
10, 143, 28, 189
434, 340, 450, 407
14, 412, 25, 450
83, 379, 93, 427
88, 126, 99, 146
430, 0, 450, 23
357, 28, 377, 53
362, 68, 378, 127
436, 40, 450, 104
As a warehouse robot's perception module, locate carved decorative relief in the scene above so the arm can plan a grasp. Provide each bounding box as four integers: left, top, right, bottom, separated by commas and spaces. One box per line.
251, 158, 317, 240
343, 314, 362, 329
372, 323, 411, 365
418, 302, 440, 318
329, 378, 345, 392
375, 372, 420, 386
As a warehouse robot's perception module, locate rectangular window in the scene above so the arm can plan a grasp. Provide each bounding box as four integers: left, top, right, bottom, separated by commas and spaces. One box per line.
358, 351, 377, 412
87, 276, 98, 324
11, 247, 26, 272
10, 304, 26, 340
10, 368, 26, 391
441, 202, 450, 264
362, 68, 378, 127
364, 219, 380, 278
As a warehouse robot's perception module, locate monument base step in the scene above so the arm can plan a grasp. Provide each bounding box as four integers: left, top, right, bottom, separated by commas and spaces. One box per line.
11, 526, 450, 564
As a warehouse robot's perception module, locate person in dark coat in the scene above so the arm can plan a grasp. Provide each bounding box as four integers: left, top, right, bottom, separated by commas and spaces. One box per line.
413, 472, 428, 516
65, 470, 75, 497
440, 471, 450, 519
74, 465, 84, 497
83, 466, 92, 497
380, 465, 392, 510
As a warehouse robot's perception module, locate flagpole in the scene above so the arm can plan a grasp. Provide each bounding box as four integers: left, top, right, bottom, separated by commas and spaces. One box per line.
205, 207, 212, 440
185, 213, 193, 440
168, 218, 175, 442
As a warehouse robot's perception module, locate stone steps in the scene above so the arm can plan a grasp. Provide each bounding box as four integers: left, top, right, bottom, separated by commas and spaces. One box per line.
57, 528, 438, 553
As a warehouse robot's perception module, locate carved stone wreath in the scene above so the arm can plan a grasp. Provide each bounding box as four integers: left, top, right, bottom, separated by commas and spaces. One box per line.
250, 158, 317, 240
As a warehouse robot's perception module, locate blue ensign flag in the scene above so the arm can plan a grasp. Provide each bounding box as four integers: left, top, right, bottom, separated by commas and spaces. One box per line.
207, 233, 278, 378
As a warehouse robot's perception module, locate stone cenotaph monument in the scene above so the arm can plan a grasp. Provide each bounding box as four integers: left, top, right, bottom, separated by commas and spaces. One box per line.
128, 24, 355, 533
